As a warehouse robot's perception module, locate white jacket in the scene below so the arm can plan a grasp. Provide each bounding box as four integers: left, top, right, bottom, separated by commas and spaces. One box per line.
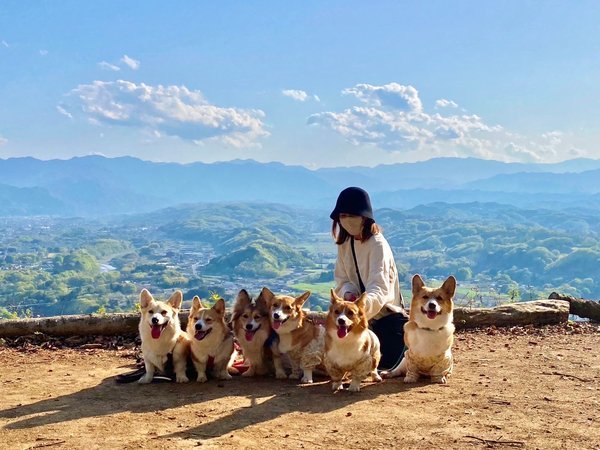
334, 232, 404, 320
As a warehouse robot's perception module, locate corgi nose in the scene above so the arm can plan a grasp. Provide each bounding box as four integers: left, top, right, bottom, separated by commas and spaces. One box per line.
337, 318, 346, 326
195, 323, 202, 330
151, 317, 159, 325
245, 324, 253, 330
273, 312, 280, 320
428, 302, 437, 310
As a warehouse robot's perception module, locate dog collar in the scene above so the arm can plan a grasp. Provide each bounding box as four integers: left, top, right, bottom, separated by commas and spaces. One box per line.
420, 325, 447, 332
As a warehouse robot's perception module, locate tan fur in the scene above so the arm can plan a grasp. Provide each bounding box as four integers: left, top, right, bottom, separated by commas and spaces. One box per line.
324, 290, 382, 392
384, 274, 456, 383
231, 289, 284, 377
262, 287, 324, 383
187, 296, 236, 383
137, 289, 190, 384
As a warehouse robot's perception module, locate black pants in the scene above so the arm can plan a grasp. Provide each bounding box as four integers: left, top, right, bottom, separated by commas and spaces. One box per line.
371, 312, 408, 371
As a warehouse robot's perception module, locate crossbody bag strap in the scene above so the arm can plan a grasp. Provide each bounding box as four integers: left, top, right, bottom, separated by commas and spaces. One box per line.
350, 237, 366, 294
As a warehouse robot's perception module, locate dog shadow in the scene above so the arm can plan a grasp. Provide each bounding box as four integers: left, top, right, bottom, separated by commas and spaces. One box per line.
0, 370, 425, 433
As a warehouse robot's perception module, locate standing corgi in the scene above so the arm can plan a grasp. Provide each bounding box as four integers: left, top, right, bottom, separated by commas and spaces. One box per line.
261, 287, 325, 383
383, 274, 456, 383
138, 289, 190, 384
231, 289, 285, 378
324, 290, 382, 392
187, 296, 236, 383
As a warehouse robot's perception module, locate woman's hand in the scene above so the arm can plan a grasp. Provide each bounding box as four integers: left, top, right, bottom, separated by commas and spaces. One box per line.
343, 292, 358, 302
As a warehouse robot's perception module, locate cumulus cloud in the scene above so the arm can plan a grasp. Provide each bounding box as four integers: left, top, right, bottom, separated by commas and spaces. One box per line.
120, 55, 140, 70
65, 80, 268, 147
98, 61, 121, 71
435, 99, 458, 109
282, 89, 320, 102
282, 89, 308, 101
309, 82, 565, 162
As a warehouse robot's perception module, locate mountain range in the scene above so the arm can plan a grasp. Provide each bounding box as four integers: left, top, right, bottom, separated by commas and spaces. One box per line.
1, 155, 599, 216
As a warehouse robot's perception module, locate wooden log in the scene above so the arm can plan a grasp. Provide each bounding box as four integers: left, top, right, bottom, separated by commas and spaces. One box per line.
0, 300, 571, 337
548, 292, 600, 322
453, 300, 570, 329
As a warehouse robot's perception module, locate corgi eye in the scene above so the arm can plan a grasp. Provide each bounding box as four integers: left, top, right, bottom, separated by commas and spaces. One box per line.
283, 305, 292, 312
334, 309, 341, 315
253, 314, 261, 320
422, 295, 429, 300
148, 310, 154, 314
346, 310, 354, 318
161, 310, 167, 316
242, 314, 249, 319
205, 318, 212, 323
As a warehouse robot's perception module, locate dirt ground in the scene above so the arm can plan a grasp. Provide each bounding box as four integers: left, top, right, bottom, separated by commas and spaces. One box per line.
1, 323, 599, 450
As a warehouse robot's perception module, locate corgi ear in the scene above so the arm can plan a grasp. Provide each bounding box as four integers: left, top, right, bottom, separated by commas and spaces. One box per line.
330, 288, 342, 305
139, 289, 153, 309
440, 276, 457, 298
235, 289, 251, 309
167, 290, 183, 309
192, 295, 203, 311
255, 293, 268, 311
412, 274, 425, 296
213, 298, 226, 316
355, 292, 367, 310
260, 287, 275, 305
295, 291, 311, 307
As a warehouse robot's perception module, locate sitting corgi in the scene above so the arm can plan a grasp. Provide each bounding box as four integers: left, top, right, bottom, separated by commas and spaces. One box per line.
261, 287, 325, 383
324, 290, 382, 392
138, 289, 190, 384
187, 295, 236, 383
383, 274, 456, 383
231, 289, 286, 378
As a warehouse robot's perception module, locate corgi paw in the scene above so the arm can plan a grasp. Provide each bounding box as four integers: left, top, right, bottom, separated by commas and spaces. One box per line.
300, 376, 314, 384
275, 370, 287, 379
372, 372, 382, 382
176, 375, 190, 383
219, 372, 232, 380
241, 368, 255, 377
348, 382, 361, 392
403, 375, 418, 383
331, 381, 343, 392
433, 376, 447, 384
138, 374, 153, 384
196, 374, 208, 383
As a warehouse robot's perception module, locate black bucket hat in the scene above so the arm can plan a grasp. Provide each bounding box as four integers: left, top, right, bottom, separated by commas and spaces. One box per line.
329, 186, 374, 220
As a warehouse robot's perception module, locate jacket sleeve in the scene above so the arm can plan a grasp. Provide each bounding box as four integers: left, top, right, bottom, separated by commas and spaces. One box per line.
334, 244, 359, 298
363, 240, 396, 320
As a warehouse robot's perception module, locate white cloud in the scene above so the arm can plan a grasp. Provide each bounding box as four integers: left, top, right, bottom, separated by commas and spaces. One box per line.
120, 55, 140, 70
282, 89, 309, 102
309, 82, 567, 162
0, 135, 7, 146
66, 80, 269, 147
313, 94, 321, 102
98, 61, 121, 71
56, 105, 73, 119
435, 99, 458, 109
1, 40, 8, 48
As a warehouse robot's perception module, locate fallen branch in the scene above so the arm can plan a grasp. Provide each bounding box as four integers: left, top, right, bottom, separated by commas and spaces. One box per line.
27, 440, 66, 449
464, 435, 524, 447
541, 371, 593, 383
548, 293, 600, 322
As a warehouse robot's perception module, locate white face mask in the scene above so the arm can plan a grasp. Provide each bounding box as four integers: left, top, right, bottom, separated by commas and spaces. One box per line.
340, 216, 364, 237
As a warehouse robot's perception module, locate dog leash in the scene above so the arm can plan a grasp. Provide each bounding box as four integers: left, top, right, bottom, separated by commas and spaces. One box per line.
350, 237, 366, 294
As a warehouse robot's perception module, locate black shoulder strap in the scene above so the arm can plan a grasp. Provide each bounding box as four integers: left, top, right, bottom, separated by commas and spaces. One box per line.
350, 237, 366, 294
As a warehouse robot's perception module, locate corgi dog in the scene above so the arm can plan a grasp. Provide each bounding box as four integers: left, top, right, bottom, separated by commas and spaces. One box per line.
324, 290, 382, 392
261, 287, 325, 383
187, 296, 237, 383
138, 289, 190, 384
231, 289, 286, 378
383, 274, 456, 383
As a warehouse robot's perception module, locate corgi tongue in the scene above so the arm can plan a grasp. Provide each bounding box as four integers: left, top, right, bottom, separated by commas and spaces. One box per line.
337, 326, 348, 339
426, 310, 438, 320
272, 320, 281, 330
245, 330, 255, 341
195, 330, 208, 340
151, 324, 162, 339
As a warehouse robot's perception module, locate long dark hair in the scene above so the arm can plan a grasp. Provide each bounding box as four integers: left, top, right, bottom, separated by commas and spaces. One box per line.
331, 218, 381, 245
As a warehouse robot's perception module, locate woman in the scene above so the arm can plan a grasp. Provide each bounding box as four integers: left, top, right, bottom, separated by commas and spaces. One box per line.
330, 186, 406, 369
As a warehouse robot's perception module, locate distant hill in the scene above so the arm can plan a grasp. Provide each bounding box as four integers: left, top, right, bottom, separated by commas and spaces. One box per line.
1, 155, 600, 216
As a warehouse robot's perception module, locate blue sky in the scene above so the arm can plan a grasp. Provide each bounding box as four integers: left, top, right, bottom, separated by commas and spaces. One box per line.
0, 1, 598, 168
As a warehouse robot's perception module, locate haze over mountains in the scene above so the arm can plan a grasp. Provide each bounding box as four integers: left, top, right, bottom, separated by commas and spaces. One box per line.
1, 155, 600, 216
